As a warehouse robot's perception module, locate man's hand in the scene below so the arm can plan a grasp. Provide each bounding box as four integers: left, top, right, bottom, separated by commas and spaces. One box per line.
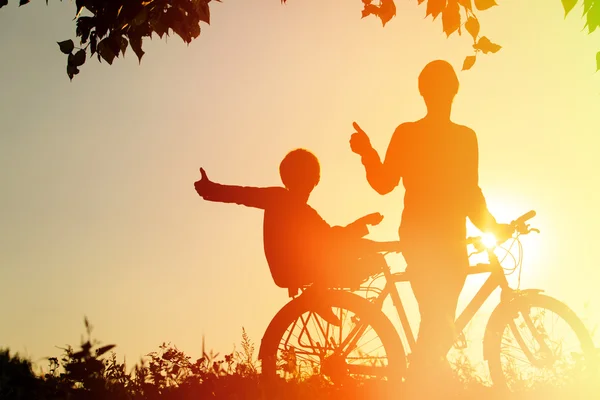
194, 167, 212, 197
358, 212, 384, 226
493, 223, 514, 242
350, 122, 374, 157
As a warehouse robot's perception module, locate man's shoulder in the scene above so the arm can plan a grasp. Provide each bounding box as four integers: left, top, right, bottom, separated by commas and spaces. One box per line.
394, 121, 417, 133
391, 121, 418, 141
451, 122, 476, 137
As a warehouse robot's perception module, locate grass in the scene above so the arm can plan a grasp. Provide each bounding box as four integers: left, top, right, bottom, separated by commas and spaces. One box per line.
0, 318, 598, 400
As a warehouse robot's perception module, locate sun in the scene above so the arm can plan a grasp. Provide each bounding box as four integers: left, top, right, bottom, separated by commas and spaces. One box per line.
481, 232, 498, 249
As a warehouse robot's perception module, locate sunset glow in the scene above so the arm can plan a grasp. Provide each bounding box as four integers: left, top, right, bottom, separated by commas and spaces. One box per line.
1, 1, 600, 397
481, 233, 498, 249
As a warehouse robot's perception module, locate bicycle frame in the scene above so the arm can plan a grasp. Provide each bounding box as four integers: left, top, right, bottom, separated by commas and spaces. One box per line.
327, 249, 513, 376
371, 248, 512, 357
281, 236, 555, 378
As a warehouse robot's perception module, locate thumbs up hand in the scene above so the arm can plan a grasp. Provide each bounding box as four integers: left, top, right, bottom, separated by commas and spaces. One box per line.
350, 122, 373, 157
194, 167, 213, 196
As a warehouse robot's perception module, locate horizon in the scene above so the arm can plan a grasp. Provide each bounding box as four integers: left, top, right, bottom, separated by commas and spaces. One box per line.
1, 0, 600, 381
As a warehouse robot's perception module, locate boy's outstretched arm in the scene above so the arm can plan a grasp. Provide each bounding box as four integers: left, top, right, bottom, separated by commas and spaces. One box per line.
194, 168, 280, 210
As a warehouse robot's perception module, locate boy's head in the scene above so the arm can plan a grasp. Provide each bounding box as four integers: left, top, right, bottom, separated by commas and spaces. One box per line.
279, 149, 320, 197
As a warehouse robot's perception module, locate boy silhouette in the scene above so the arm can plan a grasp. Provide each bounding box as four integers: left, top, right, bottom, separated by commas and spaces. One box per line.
194, 148, 387, 290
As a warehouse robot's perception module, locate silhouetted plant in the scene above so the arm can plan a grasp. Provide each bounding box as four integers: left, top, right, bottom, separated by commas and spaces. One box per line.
0, 349, 43, 400
1, 318, 598, 399
0, 0, 598, 78
450, 348, 485, 389
234, 327, 258, 377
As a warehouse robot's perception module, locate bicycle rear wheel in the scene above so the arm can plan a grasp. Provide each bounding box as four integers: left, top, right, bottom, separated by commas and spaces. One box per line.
259, 290, 405, 396
485, 292, 597, 392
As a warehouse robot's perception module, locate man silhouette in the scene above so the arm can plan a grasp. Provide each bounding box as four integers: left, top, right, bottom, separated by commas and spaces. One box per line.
350, 60, 511, 387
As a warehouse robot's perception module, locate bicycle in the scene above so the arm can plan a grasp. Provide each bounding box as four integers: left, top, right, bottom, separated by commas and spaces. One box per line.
258, 211, 597, 393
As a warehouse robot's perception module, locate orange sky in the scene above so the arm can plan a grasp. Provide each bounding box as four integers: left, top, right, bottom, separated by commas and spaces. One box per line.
1, 0, 599, 376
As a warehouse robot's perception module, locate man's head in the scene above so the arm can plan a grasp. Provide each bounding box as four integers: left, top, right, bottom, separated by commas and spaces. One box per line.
279, 149, 320, 199
418, 60, 459, 112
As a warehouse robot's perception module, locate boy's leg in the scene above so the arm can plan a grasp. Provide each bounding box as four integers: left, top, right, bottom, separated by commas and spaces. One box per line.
314, 237, 386, 285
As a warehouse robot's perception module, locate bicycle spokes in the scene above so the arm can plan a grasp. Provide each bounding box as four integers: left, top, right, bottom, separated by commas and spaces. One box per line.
500, 305, 589, 388
276, 307, 392, 382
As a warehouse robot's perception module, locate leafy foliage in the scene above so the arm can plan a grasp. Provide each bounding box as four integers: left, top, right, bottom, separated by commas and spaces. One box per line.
0, 318, 599, 399
0, 319, 265, 400
1, 0, 212, 80
0, 0, 599, 75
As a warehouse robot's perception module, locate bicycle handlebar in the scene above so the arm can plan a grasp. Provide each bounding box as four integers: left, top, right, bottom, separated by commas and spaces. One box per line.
512, 210, 536, 225
369, 211, 537, 255
466, 210, 538, 250
511, 210, 536, 234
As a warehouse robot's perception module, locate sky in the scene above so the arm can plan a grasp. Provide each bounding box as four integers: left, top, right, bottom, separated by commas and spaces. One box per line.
1, 0, 600, 376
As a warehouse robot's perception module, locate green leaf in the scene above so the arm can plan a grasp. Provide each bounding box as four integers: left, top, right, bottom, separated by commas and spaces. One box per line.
119, 37, 128, 57
97, 38, 116, 65
596, 51, 600, 72
19, 0, 30, 6
66, 64, 79, 81
150, 18, 169, 38
458, 0, 472, 10
442, 0, 460, 36
465, 17, 480, 41
588, 2, 600, 33
196, 0, 211, 24
379, 0, 396, 26
68, 49, 86, 67
75, 0, 85, 18
473, 36, 502, 54
426, 0, 446, 20
90, 33, 97, 55
107, 34, 123, 59
474, 0, 497, 11
76, 16, 95, 44
189, 22, 201, 40
133, 8, 148, 26
57, 40, 74, 54
361, 3, 379, 18
583, 0, 593, 15
129, 35, 145, 63
462, 55, 477, 70
95, 344, 116, 357
561, 0, 578, 17
1, 0, 9, 8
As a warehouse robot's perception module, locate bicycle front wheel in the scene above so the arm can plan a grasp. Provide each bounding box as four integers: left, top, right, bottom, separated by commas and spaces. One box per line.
260, 290, 405, 394
486, 292, 597, 392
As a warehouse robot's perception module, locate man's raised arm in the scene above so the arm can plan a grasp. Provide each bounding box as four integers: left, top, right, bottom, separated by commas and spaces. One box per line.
350, 122, 404, 195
